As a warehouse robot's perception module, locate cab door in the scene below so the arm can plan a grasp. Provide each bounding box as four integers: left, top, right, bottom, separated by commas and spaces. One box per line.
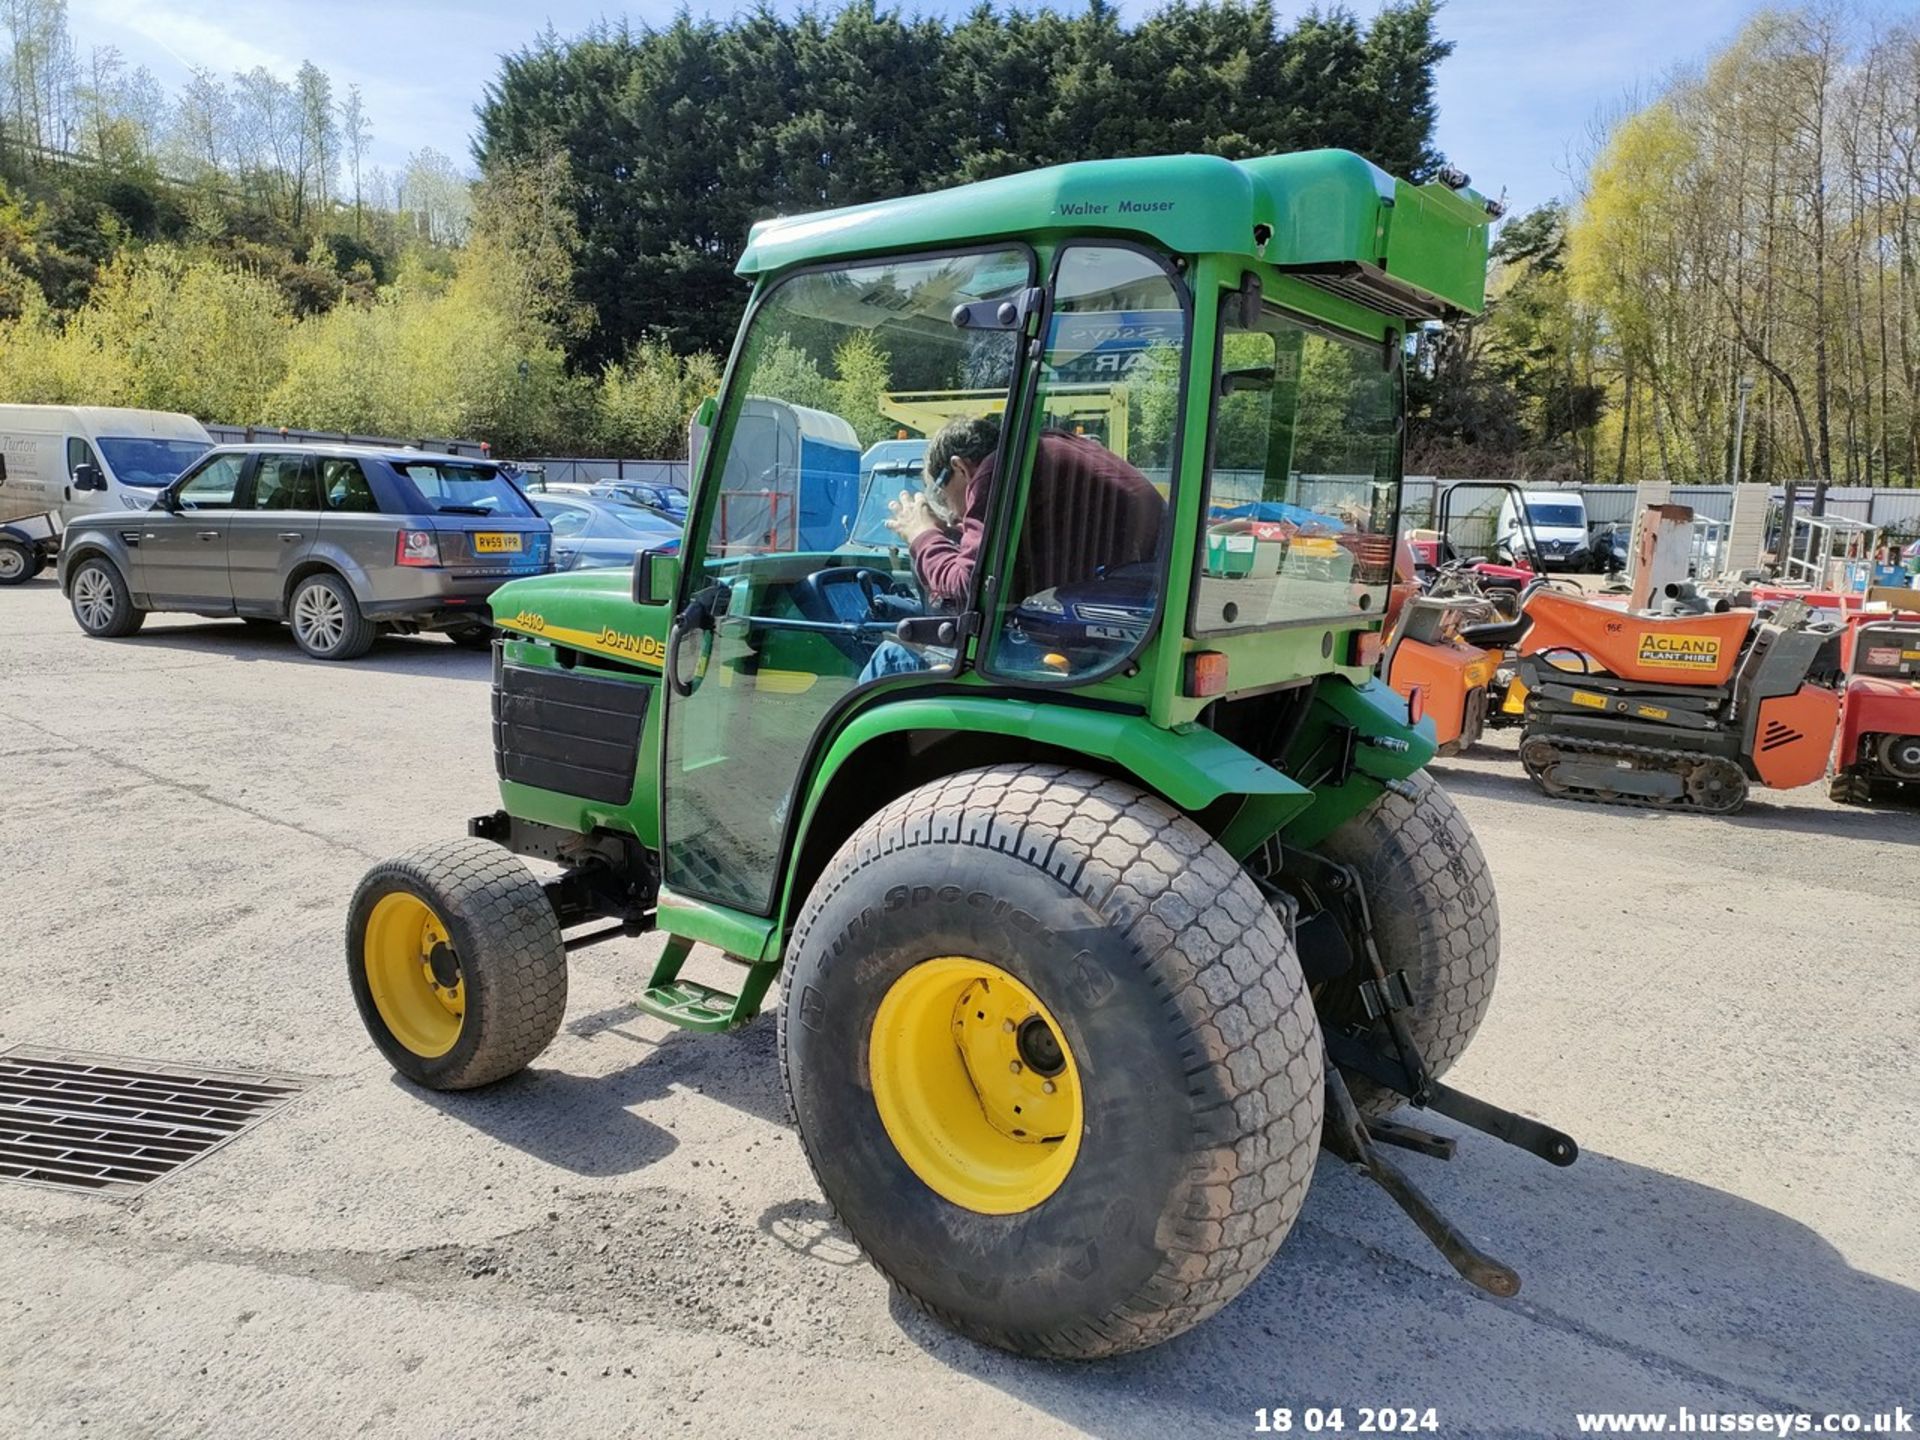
658, 247, 1030, 915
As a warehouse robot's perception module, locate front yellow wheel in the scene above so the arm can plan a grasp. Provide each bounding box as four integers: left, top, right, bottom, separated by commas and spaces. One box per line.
868, 957, 1082, 1215
362, 892, 466, 1058
347, 838, 567, 1090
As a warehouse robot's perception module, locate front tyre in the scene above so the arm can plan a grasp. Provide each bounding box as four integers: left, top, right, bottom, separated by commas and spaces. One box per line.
1314, 771, 1499, 1116
346, 838, 567, 1089
69, 556, 146, 637
779, 764, 1323, 1360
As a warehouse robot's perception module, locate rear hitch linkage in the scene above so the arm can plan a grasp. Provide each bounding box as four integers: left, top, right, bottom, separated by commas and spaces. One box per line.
1256, 840, 1579, 1297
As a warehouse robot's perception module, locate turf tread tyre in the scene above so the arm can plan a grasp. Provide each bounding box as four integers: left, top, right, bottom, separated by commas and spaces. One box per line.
347, 837, 567, 1089
1315, 770, 1498, 1116
68, 555, 146, 637
779, 763, 1323, 1360
291, 571, 377, 661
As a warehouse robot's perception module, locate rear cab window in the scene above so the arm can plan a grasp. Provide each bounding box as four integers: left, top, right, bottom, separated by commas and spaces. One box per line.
392, 461, 534, 517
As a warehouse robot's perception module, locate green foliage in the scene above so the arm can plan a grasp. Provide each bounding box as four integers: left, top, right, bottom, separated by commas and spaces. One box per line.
594, 343, 724, 457
477, 1, 1454, 367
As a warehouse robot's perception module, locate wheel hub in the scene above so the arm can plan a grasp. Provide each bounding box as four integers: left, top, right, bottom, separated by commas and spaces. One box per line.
363, 892, 465, 1058
868, 957, 1082, 1215
1877, 733, 1920, 781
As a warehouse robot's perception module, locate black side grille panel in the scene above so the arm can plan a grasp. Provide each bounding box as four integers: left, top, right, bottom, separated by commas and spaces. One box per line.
493, 660, 649, 805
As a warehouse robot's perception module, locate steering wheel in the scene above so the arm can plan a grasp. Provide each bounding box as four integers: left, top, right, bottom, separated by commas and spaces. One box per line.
789, 564, 923, 663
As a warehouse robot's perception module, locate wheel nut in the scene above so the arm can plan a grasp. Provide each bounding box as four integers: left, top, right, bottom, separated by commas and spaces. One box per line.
1009, 1060, 1023, 1074
1002, 1020, 1015, 1033
1042, 1081, 1056, 1094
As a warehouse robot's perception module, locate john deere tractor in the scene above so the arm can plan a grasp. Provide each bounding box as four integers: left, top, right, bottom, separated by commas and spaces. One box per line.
347, 150, 1576, 1359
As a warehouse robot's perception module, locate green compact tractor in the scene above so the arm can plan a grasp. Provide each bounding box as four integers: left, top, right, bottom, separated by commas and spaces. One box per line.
347, 150, 1576, 1359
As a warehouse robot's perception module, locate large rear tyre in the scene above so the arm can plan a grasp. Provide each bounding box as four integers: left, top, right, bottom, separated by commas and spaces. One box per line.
1314, 771, 1499, 1116
346, 838, 566, 1089
779, 764, 1323, 1360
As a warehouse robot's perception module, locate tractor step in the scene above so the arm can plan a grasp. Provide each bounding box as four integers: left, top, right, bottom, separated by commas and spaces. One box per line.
635, 978, 754, 1032
635, 934, 779, 1033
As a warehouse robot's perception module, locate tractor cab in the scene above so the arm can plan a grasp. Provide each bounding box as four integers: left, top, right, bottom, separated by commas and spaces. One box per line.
347, 151, 1590, 1362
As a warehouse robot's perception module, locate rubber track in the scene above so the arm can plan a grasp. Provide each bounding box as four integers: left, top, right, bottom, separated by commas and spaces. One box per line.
1520, 732, 1748, 814
778, 763, 1324, 1360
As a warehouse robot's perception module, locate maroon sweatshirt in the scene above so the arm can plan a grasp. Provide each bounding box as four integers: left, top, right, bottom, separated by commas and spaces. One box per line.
908, 431, 1166, 607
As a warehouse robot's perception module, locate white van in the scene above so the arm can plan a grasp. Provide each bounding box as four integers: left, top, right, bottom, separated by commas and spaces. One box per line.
1496, 488, 1590, 571
0, 405, 214, 525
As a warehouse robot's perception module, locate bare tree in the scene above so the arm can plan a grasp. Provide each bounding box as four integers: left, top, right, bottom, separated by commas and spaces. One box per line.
339, 83, 370, 237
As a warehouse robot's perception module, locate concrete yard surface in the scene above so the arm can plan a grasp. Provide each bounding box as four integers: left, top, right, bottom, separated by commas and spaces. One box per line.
2, 575, 1917, 1439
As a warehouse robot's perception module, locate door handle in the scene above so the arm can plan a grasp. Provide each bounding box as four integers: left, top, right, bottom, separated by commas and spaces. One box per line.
197, 530, 220, 540
278, 532, 302, 542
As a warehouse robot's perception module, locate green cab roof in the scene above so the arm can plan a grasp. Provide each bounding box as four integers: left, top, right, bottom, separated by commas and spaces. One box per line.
738, 149, 1495, 319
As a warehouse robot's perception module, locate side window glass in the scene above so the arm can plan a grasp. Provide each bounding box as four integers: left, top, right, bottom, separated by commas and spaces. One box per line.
321, 459, 378, 513
1194, 304, 1402, 630
986, 245, 1181, 683
176, 454, 244, 510
66, 437, 99, 474
252, 454, 317, 510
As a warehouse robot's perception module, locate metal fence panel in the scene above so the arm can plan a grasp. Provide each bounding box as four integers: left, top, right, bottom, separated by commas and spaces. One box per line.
514, 457, 692, 489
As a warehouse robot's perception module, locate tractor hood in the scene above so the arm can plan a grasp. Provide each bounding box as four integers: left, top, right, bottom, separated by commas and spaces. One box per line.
491, 569, 668, 670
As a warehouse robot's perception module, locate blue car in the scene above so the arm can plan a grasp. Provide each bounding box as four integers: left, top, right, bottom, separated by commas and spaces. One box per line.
530, 494, 681, 571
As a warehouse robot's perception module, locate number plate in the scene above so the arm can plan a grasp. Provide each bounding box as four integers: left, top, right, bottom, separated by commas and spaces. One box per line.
472, 532, 523, 554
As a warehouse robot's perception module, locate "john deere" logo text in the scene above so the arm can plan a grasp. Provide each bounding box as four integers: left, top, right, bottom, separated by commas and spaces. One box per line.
597, 628, 667, 665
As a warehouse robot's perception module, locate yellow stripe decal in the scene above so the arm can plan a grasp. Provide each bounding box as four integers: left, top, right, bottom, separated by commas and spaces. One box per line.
499, 612, 665, 668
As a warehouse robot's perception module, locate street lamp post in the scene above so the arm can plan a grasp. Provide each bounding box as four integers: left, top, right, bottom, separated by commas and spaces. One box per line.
1729, 374, 1754, 485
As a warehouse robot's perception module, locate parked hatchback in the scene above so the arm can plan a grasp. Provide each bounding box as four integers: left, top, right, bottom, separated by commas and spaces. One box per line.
588, 478, 689, 523
58, 445, 552, 660
529, 494, 681, 570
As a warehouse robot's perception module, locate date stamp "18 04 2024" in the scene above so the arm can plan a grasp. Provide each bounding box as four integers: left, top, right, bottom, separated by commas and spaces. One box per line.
1254, 1408, 1441, 1435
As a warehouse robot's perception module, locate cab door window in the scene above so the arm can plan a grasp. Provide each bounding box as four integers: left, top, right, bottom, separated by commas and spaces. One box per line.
663, 246, 1030, 913
66, 437, 100, 475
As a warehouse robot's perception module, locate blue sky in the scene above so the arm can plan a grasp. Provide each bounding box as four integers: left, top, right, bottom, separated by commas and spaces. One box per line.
68, 0, 1920, 215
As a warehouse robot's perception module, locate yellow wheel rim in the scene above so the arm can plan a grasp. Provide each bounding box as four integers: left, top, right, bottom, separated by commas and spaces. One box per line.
868, 957, 1083, 1215
363, 892, 465, 1058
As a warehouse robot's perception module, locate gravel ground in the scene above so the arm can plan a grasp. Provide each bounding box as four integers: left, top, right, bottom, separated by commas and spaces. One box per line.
1, 575, 1916, 1439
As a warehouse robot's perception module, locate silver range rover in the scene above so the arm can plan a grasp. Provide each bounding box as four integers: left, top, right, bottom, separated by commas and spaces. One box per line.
57, 444, 553, 660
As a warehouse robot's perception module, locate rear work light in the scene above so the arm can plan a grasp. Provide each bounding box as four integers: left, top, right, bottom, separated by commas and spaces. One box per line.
396, 530, 441, 567
1407, 684, 1427, 727
1184, 650, 1229, 697
1348, 628, 1386, 669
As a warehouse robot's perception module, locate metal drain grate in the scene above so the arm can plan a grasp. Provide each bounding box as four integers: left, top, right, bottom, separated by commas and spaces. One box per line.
0, 1045, 314, 1196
